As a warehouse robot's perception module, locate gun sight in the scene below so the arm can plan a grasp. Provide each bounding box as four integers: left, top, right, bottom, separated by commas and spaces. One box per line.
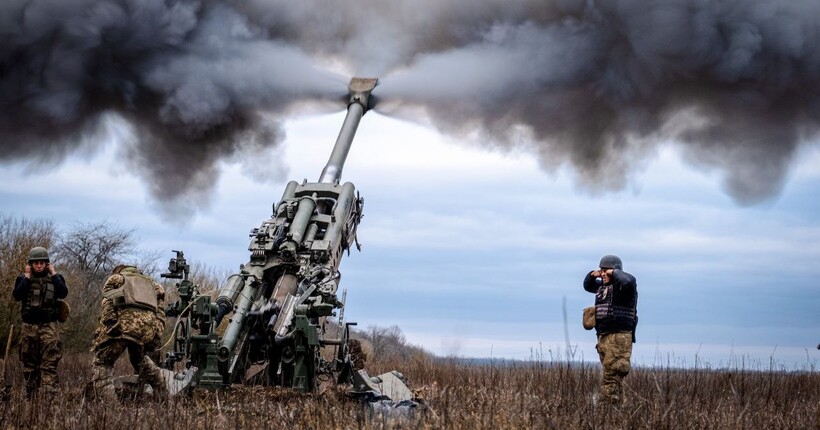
161, 250, 190, 279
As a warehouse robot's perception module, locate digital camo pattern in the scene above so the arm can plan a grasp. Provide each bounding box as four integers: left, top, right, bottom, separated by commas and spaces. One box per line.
596, 331, 633, 405
19, 321, 62, 396
91, 268, 167, 401
93, 271, 166, 348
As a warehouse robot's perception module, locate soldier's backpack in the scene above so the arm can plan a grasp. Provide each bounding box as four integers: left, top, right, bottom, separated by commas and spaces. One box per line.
57, 300, 71, 322
104, 273, 158, 311
582, 306, 596, 330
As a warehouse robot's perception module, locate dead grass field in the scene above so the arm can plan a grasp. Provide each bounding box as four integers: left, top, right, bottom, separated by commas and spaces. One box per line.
0, 351, 817, 429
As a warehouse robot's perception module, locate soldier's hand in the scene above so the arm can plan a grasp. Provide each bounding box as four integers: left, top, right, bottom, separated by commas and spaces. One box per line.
601, 269, 613, 283
591, 270, 601, 277
47, 263, 57, 276
24, 264, 31, 278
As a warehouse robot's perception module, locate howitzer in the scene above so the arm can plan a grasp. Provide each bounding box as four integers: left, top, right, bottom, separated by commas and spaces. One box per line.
162, 78, 415, 402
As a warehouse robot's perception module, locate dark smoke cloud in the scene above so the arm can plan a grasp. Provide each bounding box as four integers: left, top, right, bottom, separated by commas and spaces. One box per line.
367, 0, 820, 203
0, 0, 344, 214
3, 0, 820, 209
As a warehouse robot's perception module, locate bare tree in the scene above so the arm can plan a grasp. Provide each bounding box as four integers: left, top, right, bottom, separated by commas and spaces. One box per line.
52, 221, 145, 349
366, 325, 408, 360
53, 222, 137, 280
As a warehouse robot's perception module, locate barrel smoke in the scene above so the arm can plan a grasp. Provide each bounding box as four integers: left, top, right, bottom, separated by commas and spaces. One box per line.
3, 0, 820, 207
367, 0, 820, 203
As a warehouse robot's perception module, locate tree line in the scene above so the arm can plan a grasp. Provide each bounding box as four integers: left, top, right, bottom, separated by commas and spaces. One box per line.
0, 213, 223, 351
0, 213, 429, 361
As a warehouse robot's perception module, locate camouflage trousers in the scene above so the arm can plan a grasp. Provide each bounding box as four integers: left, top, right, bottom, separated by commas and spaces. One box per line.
596, 331, 633, 405
19, 322, 62, 397
91, 339, 168, 402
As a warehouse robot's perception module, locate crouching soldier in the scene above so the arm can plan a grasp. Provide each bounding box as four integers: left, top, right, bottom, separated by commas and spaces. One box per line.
91, 265, 168, 401
13, 246, 69, 398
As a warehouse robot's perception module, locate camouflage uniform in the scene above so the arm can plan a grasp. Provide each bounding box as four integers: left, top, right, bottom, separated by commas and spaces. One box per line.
13, 270, 68, 397
91, 266, 168, 401
596, 332, 633, 403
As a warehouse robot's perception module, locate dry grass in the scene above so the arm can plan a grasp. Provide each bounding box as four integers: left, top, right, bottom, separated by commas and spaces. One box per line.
0, 351, 817, 429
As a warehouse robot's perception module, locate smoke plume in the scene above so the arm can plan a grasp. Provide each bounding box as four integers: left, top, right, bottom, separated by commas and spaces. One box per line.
366, 0, 820, 203
3, 0, 820, 208
0, 0, 344, 212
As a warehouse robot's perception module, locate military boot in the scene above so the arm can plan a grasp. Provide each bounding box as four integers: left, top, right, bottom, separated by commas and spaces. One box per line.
139, 356, 169, 402
91, 365, 117, 403
22, 371, 40, 399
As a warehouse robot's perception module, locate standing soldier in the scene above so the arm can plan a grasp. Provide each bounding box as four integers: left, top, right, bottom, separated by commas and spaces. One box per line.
12, 246, 69, 397
91, 265, 168, 401
583, 254, 638, 406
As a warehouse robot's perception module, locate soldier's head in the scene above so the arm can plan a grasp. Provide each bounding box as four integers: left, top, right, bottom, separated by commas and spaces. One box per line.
28, 246, 50, 274
599, 254, 623, 271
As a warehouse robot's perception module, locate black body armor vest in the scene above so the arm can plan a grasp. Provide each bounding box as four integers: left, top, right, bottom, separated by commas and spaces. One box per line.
21, 275, 60, 323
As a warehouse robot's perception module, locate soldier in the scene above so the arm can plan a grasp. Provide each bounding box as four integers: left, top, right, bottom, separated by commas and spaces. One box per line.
91, 264, 168, 401
583, 254, 638, 406
12, 246, 69, 397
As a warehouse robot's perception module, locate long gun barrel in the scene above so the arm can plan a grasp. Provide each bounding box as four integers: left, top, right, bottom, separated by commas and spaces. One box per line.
319, 78, 378, 184
161, 77, 417, 405
168, 77, 377, 392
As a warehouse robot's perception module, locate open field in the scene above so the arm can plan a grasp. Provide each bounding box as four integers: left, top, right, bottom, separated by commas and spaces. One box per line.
1, 352, 817, 429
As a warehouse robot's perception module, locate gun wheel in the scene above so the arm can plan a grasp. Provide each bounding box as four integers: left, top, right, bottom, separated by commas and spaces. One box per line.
347, 339, 366, 371
174, 321, 189, 358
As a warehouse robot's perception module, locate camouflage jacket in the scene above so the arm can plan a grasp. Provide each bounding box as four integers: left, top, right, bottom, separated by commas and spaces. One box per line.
94, 267, 166, 348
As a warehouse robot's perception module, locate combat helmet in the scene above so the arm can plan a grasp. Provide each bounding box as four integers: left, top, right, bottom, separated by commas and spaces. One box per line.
599, 254, 622, 270
28, 246, 50, 263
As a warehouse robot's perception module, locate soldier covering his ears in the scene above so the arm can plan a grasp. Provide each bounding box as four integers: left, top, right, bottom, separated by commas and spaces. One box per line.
12, 246, 69, 397
583, 254, 638, 406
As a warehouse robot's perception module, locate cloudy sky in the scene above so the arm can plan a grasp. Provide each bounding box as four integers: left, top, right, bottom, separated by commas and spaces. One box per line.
2, 0, 820, 370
